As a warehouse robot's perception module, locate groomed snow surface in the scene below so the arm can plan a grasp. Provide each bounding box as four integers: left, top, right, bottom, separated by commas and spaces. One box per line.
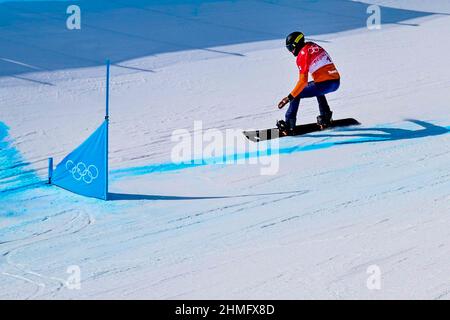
0, 0, 449, 299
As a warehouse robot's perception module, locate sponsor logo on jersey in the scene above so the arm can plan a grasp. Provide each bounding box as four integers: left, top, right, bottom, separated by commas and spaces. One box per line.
309, 52, 333, 74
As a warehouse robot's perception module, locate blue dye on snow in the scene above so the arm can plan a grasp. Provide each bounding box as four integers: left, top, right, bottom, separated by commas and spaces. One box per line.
110, 136, 383, 179
1, 120, 449, 196
111, 124, 450, 179
0, 122, 41, 198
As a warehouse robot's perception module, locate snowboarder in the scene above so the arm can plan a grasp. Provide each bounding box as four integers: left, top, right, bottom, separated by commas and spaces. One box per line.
277, 32, 341, 135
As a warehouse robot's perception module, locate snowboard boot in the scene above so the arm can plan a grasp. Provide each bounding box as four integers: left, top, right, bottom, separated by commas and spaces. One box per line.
276, 120, 294, 136
317, 111, 333, 130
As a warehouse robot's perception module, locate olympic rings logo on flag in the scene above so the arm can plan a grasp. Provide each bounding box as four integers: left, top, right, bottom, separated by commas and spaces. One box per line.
65, 160, 99, 184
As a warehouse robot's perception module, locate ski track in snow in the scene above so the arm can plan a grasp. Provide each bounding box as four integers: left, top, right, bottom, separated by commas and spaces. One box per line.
0, 208, 94, 299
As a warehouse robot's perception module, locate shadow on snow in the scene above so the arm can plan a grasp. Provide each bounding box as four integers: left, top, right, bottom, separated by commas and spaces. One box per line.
304, 119, 450, 145
108, 190, 307, 201
0, 0, 436, 78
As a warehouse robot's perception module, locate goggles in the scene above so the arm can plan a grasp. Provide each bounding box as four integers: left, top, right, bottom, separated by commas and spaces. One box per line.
286, 43, 296, 53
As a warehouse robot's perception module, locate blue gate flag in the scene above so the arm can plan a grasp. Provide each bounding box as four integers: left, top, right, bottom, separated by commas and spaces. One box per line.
52, 120, 108, 200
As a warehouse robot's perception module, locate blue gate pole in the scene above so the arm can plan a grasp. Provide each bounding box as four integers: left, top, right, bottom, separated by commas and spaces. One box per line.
106, 59, 110, 120
48, 157, 53, 184
105, 60, 110, 200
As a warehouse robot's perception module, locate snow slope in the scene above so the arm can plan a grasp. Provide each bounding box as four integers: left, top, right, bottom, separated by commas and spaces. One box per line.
0, 0, 449, 299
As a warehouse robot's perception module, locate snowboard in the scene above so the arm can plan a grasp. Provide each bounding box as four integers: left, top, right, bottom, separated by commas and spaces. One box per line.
243, 118, 360, 142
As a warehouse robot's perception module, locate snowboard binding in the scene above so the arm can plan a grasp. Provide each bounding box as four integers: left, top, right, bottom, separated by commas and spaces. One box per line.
276, 120, 294, 136
316, 111, 333, 130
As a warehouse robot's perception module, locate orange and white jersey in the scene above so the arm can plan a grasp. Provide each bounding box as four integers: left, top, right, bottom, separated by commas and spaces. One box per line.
296, 42, 340, 83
